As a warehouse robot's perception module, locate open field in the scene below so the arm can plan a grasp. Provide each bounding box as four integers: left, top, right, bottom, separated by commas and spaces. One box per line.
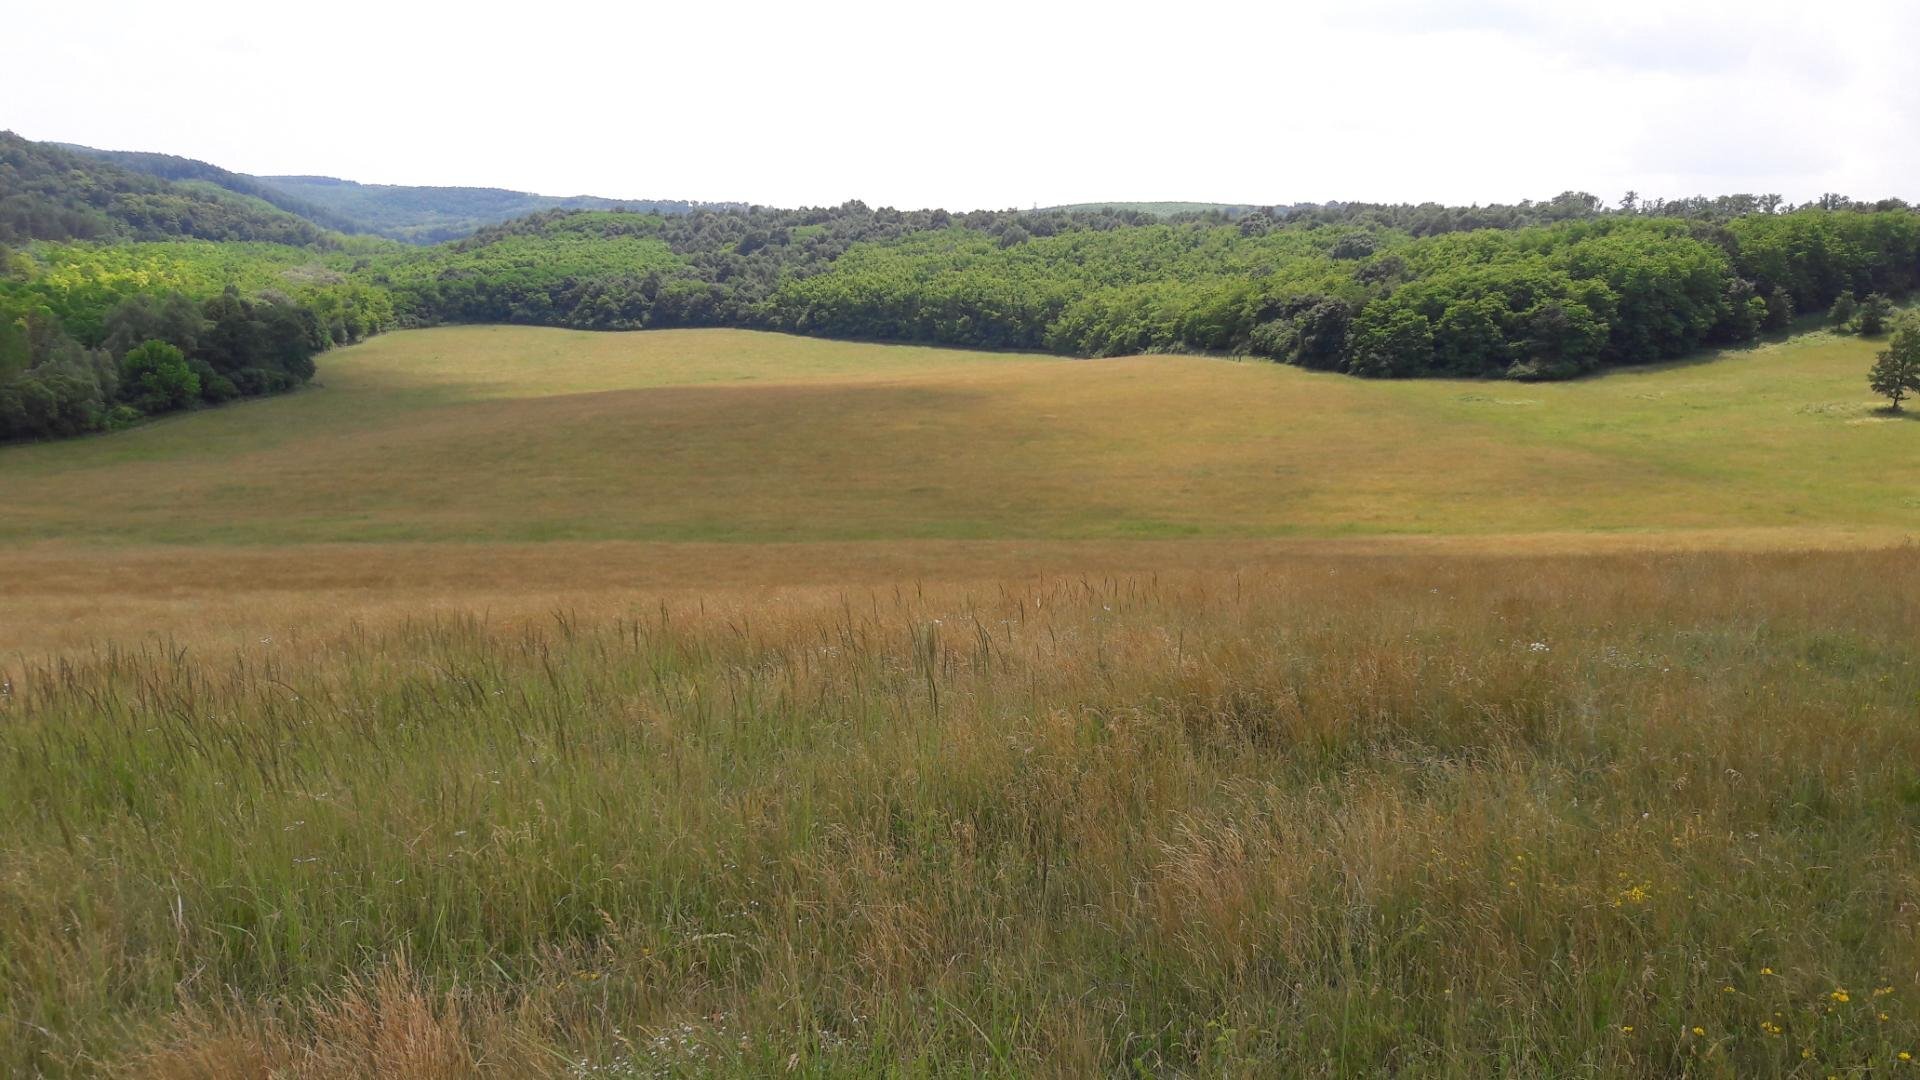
2, 530, 1913, 658
3, 326, 1919, 1076
5, 549, 1920, 1076
2, 325, 1917, 549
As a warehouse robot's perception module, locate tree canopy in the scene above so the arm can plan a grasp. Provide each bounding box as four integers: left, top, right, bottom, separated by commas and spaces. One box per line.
8, 126, 1920, 444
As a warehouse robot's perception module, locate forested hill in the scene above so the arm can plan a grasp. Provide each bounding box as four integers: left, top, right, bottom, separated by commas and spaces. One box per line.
256, 176, 729, 244
373, 201, 1920, 381
0, 133, 335, 247
49, 137, 725, 244
7, 123, 1920, 447
52, 144, 365, 235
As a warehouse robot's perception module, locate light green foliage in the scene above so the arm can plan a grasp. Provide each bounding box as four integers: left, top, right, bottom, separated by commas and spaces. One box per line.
4, 241, 390, 346
772, 224, 1368, 354
364, 212, 682, 325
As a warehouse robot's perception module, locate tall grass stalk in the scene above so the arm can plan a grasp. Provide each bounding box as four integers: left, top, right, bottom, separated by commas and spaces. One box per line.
3, 549, 1918, 1076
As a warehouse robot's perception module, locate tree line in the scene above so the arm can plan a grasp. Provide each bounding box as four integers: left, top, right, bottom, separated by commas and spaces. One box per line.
1, 238, 389, 441
371, 202, 1918, 383
6, 191, 1919, 443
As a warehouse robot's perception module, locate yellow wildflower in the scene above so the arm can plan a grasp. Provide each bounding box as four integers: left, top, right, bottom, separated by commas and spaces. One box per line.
1692, 1026, 1706, 1036
1612, 883, 1651, 908
1832, 989, 1852, 1003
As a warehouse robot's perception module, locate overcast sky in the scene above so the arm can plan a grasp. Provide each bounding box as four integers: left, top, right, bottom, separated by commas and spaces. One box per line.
10, 0, 1919, 210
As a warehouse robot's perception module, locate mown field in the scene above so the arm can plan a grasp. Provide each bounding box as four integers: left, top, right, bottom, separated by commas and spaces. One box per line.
2, 327, 1917, 1077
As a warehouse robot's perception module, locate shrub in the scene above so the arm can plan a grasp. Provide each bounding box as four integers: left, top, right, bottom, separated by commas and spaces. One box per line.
1347, 305, 1434, 378
1829, 292, 1859, 330
1856, 293, 1895, 336
120, 339, 199, 413
0, 368, 105, 440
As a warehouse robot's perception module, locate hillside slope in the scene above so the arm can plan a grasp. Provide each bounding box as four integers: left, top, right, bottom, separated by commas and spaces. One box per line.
47, 136, 725, 243
52, 143, 366, 234
0, 132, 335, 246
256, 175, 725, 243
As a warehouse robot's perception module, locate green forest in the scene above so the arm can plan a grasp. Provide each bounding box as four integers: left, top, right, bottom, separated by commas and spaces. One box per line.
5, 130, 1918, 442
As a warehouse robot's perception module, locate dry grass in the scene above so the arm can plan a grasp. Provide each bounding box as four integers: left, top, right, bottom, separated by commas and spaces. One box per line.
4, 548, 1920, 1076
3, 531, 1911, 656
1, 326, 1915, 545
4, 325, 1918, 1075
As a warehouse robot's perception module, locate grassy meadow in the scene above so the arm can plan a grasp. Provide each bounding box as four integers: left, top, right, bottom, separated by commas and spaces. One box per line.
5, 552, 1920, 1077
2, 326, 1918, 1076
1, 325, 1916, 546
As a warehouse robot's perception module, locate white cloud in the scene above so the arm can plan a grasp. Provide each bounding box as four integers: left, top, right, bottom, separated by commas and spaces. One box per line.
6, 0, 1917, 209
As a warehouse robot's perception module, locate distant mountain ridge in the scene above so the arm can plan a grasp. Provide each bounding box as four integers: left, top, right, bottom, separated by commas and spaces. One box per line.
47, 143, 366, 234
1, 132, 337, 246
45, 139, 730, 244
253, 174, 729, 244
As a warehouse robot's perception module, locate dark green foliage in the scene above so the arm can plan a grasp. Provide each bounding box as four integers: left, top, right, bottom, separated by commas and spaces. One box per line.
0, 265, 340, 442
1869, 316, 1920, 411
54, 144, 366, 234
1856, 294, 1895, 336
0, 132, 336, 246
1726, 212, 1920, 313
0, 366, 105, 439
1348, 306, 1434, 378
256, 175, 728, 244
1247, 296, 1355, 370
9, 134, 1920, 445
186, 357, 237, 404
103, 290, 208, 358
47, 137, 723, 245
1511, 300, 1612, 380
0, 310, 114, 440
1763, 286, 1796, 332
1830, 292, 1859, 329
196, 287, 323, 383
373, 204, 1918, 384
120, 340, 198, 413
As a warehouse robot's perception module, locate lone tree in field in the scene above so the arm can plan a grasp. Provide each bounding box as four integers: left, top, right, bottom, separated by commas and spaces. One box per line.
1868, 316, 1920, 412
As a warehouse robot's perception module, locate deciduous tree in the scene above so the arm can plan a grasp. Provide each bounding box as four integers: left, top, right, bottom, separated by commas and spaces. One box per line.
1868, 316, 1920, 412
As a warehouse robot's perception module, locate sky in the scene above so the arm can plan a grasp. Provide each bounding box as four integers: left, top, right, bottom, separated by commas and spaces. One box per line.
10, 0, 1920, 211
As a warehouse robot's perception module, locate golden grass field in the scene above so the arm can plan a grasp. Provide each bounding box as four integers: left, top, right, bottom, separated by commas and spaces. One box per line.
2, 327, 1918, 1076
3, 324, 1917, 550
1, 323, 1913, 654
